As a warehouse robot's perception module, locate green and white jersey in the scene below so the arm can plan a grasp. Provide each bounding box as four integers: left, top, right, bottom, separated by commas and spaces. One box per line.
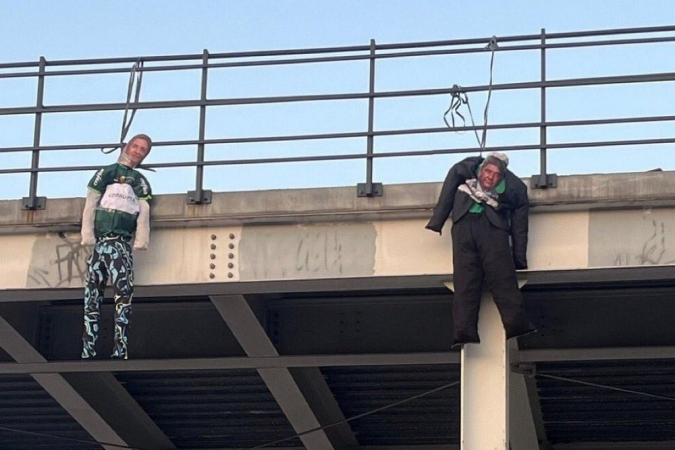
88, 163, 152, 238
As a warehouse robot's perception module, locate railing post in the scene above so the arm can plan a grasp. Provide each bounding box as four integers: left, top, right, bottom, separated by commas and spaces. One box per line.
188, 49, 213, 204
531, 28, 557, 189
357, 39, 383, 197
22, 56, 48, 210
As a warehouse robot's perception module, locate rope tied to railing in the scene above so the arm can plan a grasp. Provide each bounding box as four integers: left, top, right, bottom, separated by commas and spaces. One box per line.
100, 59, 155, 171
443, 35, 499, 156
443, 84, 472, 132
101, 58, 145, 155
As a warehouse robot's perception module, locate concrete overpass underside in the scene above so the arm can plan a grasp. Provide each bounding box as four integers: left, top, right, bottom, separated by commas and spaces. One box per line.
1, 172, 675, 450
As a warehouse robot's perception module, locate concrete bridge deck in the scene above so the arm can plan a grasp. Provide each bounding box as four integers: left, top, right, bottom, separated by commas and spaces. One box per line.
1, 171, 675, 450
2, 170, 675, 297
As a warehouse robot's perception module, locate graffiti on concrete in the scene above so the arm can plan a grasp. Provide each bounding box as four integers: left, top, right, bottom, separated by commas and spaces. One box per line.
613, 219, 675, 266
239, 224, 376, 280
26, 232, 91, 288
294, 229, 345, 273
590, 210, 675, 267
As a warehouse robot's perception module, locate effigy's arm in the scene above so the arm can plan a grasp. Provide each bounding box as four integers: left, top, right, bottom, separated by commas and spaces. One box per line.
80, 189, 101, 246
133, 199, 150, 251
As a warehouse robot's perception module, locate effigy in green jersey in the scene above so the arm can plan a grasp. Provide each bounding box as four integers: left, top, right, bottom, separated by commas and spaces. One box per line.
80, 133, 153, 360
88, 163, 152, 238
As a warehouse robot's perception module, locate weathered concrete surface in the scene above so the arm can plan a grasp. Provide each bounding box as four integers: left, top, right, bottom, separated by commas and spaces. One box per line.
3, 220, 452, 290
531, 170, 675, 210
238, 223, 377, 281
2, 170, 675, 291
3, 170, 675, 234
589, 208, 675, 267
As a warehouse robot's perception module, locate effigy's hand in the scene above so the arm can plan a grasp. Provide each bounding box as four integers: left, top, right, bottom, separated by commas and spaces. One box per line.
80, 231, 96, 246
133, 237, 148, 251
425, 222, 442, 235
81, 189, 100, 247
134, 199, 150, 251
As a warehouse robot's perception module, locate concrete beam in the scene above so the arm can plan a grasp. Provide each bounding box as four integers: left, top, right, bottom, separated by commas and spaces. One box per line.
0, 274, 449, 302
358, 447, 459, 450
210, 294, 354, 450
178, 446, 459, 450
3, 177, 675, 294
0, 314, 128, 450
4, 171, 675, 234
446, 278, 530, 450
552, 442, 675, 450
290, 367, 360, 449
0, 273, 456, 303
0, 352, 459, 375
3, 264, 675, 304
509, 341, 548, 450
521, 372, 550, 450
457, 291, 509, 450
518, 346, 675, 363
64, 372, 176, 449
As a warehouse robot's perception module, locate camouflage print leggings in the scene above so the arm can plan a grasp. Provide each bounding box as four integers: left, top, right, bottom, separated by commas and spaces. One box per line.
81, 235, 134, 359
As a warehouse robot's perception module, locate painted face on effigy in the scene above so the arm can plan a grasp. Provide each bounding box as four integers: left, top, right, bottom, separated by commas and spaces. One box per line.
118, 136, 151, 168
478, 162, 502, 190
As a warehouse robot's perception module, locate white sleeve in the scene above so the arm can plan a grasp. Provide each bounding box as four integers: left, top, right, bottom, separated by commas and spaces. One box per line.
80, 189, 101, 246
133, 199, 150, 251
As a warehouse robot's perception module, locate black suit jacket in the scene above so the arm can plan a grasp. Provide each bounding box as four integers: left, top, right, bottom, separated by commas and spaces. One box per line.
425, 156, 530, 269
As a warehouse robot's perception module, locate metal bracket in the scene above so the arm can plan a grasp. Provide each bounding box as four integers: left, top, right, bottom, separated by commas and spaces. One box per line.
187, 190, 213, 205
21, 196, 47, 210
511, 362, 536, 378
356, 182, 383, 197
530, 173, 558, 189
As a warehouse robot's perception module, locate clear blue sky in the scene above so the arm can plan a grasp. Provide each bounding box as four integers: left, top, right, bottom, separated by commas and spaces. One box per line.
2, 1, 675, 199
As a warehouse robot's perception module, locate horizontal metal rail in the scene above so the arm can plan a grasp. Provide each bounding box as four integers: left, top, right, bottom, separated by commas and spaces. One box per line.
2, 136, 674, 175
2, 71, 674, 117
2, 114, 675, 154
3, 24, 674, 70
3, 36, 675, 80
1, 24, 674, 207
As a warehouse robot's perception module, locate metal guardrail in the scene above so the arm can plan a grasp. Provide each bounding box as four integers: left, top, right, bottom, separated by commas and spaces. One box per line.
1, 25, 675, 210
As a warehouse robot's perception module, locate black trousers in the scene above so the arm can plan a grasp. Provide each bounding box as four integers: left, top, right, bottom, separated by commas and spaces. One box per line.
451, 213, 534, 344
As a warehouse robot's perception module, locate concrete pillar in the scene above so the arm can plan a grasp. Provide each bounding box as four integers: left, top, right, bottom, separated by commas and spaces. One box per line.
509, 338, 541, 450
461, 290, 509, 450
446, 278, 527, 450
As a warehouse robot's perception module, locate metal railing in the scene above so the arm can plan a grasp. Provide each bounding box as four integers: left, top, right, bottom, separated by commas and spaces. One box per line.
1, 25, 675, 209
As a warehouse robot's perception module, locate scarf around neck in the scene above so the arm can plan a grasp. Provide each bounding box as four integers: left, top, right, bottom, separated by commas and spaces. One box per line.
458, 175, 505, 212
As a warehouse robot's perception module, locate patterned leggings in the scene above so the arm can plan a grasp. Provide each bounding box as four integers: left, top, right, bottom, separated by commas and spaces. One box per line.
81, 236, 134, 359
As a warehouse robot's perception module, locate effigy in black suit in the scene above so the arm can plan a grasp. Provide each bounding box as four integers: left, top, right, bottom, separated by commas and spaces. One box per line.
426, 152, 536, 346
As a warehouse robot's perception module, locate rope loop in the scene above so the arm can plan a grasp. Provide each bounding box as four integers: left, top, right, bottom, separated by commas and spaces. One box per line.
443, 35, 499, 157
443, 84, 469, 130
101, 58, 145, 155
